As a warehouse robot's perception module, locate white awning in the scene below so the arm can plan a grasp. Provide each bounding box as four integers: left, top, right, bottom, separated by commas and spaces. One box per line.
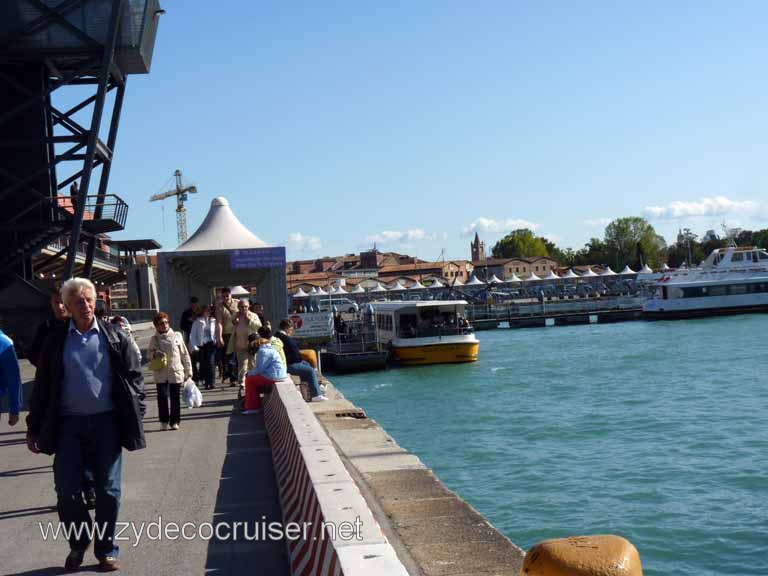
309, 287, 318, 295
293, 287, 308, 297
315, 287, 328, 295
580, 268, 598, 277
230, 285, 249, 296
428, 277, 445, 287
388, 280, 406, 291
661, 263, 670, 271
640, 264, 653, 273
487, 274, 503, 284
620, 265, 636, 274
371, 282, 388, 292
176, 197, 268, 251
505, 273, 522, 283
465, 275, 485, 286
543, 270, 560, 281
526, 272, 543, 281
601, 267, 617, 276
410, 280, 426, 289
351, 284, 366, 293
562, 269, 579, 278
452, 278, 465, 286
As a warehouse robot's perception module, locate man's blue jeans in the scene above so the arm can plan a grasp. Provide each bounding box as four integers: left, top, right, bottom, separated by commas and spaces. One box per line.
54, 412, 122, 558
287, 361, 321, 398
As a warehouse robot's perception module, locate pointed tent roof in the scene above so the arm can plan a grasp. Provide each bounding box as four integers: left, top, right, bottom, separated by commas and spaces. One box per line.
452, 278, 465, 286
371, 282, 388, 292
351, 284, 366, 293
309, 287, 318, 295
527, 272, 543, 281
388, 280, 406, 291
543, 270, 561, 281
465, 275, 485, 286
230, 285, 249, 296
315, 287, 328, 296
601, 267, 617, 276
176, 197, 268, 251
563, 269, 579, 278
487, 274, 503, 284
581, 267, 599, 277
505, 273, 522, 283
410, 280, 426, 289
428, 277, 445, 287
640, 264, 653, 273
661, 263, 670, 270
293, 287, 308, 297
328, 286, 339, 294
620, 265, 636, 274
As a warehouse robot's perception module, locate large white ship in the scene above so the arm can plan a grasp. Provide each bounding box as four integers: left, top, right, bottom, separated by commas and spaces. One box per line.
642, 246, 768, 319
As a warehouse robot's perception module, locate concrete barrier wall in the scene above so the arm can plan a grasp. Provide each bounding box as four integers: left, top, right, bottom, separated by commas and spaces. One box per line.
264, 380, 410, 576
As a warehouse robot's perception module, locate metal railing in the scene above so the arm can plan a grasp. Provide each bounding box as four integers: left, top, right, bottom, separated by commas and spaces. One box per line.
54, 194, 128, 230
46, 238, 121, 267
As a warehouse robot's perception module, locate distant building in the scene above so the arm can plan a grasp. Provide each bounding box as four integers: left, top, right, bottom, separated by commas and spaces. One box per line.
470, 232, 486, 262
471, 257, 559, 280
702, 229, 719, 244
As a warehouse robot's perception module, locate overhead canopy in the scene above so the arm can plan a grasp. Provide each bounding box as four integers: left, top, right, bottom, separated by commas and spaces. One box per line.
175, 197, 267, 252
506, 273, 521, 283
316, 287, 328, 296
107, 239, 162, 251
351, 284, 366, 293
661, 263, 670, 270
157, 196, 287, 331
640, 264, 654, 273
452, 278, 465, 286
580, 268, 598, 277
620, 265, 636, 274
543, 270, 560, 281
230, 285, 249, 296
527, 272, 542, 281
487, 274, 503, 284
601, 267, 617, 276
465, 275, 485, 286
428, 277, 445, 287
410, 280, 426, 289
562, 269, 579, 278
293, 287, 308, 297
371, 282, 388, 292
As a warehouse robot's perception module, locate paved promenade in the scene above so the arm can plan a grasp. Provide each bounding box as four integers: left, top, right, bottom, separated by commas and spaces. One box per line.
0, 359, 290, 575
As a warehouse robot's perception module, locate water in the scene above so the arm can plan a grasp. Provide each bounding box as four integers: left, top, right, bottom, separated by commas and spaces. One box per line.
332, 316, 768, 576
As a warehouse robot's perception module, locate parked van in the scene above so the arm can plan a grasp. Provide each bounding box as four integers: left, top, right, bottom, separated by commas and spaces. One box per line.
317, 297, 358, 313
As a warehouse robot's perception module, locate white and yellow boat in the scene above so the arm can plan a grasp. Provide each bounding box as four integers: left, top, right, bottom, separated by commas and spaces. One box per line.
371, 300, 479, 365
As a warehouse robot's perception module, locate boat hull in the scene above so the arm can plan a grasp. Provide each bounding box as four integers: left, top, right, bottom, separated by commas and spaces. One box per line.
643, 303, 768, 320
391, 341, 479, 365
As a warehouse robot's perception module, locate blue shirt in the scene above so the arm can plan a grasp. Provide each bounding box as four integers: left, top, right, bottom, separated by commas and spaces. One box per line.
60, 319, 115, 416
252, 344, 287, 381
0, 329, 23, 415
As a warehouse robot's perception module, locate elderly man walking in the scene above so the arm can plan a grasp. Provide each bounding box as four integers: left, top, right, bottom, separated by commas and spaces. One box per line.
26, 278, 146, 572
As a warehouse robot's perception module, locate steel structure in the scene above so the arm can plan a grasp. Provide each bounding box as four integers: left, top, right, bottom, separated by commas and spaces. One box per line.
0, 0, 162, 288
149, 169, 197, 244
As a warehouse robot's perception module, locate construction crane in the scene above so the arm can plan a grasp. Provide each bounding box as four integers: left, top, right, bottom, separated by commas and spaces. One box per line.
150, 170, 197, 243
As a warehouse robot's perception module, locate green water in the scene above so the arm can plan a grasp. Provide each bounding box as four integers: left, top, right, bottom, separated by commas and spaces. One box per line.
333, 316, 768, 576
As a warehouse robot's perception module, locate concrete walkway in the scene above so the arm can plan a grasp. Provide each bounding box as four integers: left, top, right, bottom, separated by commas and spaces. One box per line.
0, 364, 290, 575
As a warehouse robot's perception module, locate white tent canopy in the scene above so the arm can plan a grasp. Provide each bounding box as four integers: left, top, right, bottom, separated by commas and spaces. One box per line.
527, 272, 543, 281
230, 285, 249, 297
563, 269, 579, 279
293, 287, 308, 297
580, 268, 598, 277
428, 277, 445, 287
388, 280, 406, 291
350, 284, 366, 294
315, 287, 328, 295
601, 267, 617, 276
465, 275, 485, 286
410, 280, 426, 289
176, 197, 267, 252
640, 264, 653, 273
505, 273, 522, 283
487, 274, 503, 284
543, 270, 560, 281
620, 265, 636, 275
452, 278, 465, 286
661, 263, 670, 270
309, 287, 318, 295
371, 282, 388, 292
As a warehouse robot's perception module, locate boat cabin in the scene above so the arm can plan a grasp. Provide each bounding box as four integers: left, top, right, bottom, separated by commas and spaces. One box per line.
371, 300, 473, 342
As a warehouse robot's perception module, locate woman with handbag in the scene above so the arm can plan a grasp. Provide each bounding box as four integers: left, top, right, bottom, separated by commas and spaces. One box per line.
148, 312, 192, 430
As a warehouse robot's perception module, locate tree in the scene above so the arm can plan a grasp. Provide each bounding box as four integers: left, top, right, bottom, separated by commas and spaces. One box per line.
491, 229, 549, 259
572, 237, 609, 266
753, 228, 768, 249
604, 217, 661, 269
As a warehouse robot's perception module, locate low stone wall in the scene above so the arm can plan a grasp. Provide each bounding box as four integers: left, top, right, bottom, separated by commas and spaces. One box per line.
263, 379, 409, 576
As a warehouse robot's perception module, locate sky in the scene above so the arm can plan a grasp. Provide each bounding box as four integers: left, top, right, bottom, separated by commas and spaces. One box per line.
77, 0, 768, 261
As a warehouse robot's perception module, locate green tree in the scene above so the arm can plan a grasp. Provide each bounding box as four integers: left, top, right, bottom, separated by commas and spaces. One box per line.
491, 229, 549, 259
604, 217, 661, 269
753, 228, 768, 249
572, 237, 609, 266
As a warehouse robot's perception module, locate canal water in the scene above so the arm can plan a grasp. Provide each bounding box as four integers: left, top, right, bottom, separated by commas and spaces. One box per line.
333, 316, 768, 576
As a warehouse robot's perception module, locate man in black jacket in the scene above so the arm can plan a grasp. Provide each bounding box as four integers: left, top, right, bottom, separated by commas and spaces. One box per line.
26, 278, 145, 572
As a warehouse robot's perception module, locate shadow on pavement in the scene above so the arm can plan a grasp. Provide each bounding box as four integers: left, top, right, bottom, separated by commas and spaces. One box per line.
0, 505, 57, 520
203, 407, 289, 575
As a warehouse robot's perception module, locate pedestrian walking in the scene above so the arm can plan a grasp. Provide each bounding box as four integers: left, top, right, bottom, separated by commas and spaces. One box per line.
215, 288, 239, 385
26, 277, 145, 572
148, 312, 192, 431
0, 327, 23, 426
189, 305, 217, 390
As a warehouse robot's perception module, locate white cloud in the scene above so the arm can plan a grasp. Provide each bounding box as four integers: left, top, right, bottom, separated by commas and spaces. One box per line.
584, 217, 612, 228
461, 217, 539, 237
543, 233, 561, 244
365, 228, 438, 245
287, 232, 322, 251
644, 196, 761, 220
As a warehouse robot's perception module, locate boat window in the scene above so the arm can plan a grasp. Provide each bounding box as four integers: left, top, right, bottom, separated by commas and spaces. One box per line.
730, 284, 747, 295
708, 285, 728, 296
731, 253, 744, 262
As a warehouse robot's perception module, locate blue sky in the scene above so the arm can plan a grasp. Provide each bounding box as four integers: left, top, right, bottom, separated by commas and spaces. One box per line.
94, 1, 767, 260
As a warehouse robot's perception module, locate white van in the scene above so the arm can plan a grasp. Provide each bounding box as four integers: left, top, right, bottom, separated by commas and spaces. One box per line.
317, 297, 358, 313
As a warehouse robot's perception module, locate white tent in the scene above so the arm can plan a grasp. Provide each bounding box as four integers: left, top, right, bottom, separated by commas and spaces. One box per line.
543, 270, 560, 281
230, 285, 249, 297
452, 278, 465, 286
487, 274, 503, 284
661, 263, 670, 271
410, 280, 426, 290
620, 265, 636, 275
428, 277, 445, 288
562, 269, 579, 279
580, 268, 598, 277
293, 287, 308, 298
351, 284, 366, 294
371, 282, 388, 292
176, 197, 267, 251
505, 273, 522, 283
315, 287, 328, 296
640, 264, 653, 273
309, 287, 318, 295
465, 275, 485, 286
388, 280, 406, 291
601, 267, 617, 276
527, 272, 543, 281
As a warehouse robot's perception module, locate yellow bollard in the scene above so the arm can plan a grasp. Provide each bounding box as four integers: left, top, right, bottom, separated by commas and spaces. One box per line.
521, 535, 642, 576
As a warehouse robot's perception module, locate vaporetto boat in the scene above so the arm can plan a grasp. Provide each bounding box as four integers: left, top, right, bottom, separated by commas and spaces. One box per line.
642, 246, 768, 319
371, 300, 479, 365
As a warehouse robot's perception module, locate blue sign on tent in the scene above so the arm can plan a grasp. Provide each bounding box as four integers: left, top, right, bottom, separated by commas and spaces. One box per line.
230, 247, 286, 269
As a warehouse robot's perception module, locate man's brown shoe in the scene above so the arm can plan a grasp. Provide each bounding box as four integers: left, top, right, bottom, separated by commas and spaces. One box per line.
64, 548, 86, 571
98, 556, 120, 572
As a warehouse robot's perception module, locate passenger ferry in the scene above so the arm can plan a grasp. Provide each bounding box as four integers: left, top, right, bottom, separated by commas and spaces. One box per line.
642, 246, 768, 319
371, 301, 479, 365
